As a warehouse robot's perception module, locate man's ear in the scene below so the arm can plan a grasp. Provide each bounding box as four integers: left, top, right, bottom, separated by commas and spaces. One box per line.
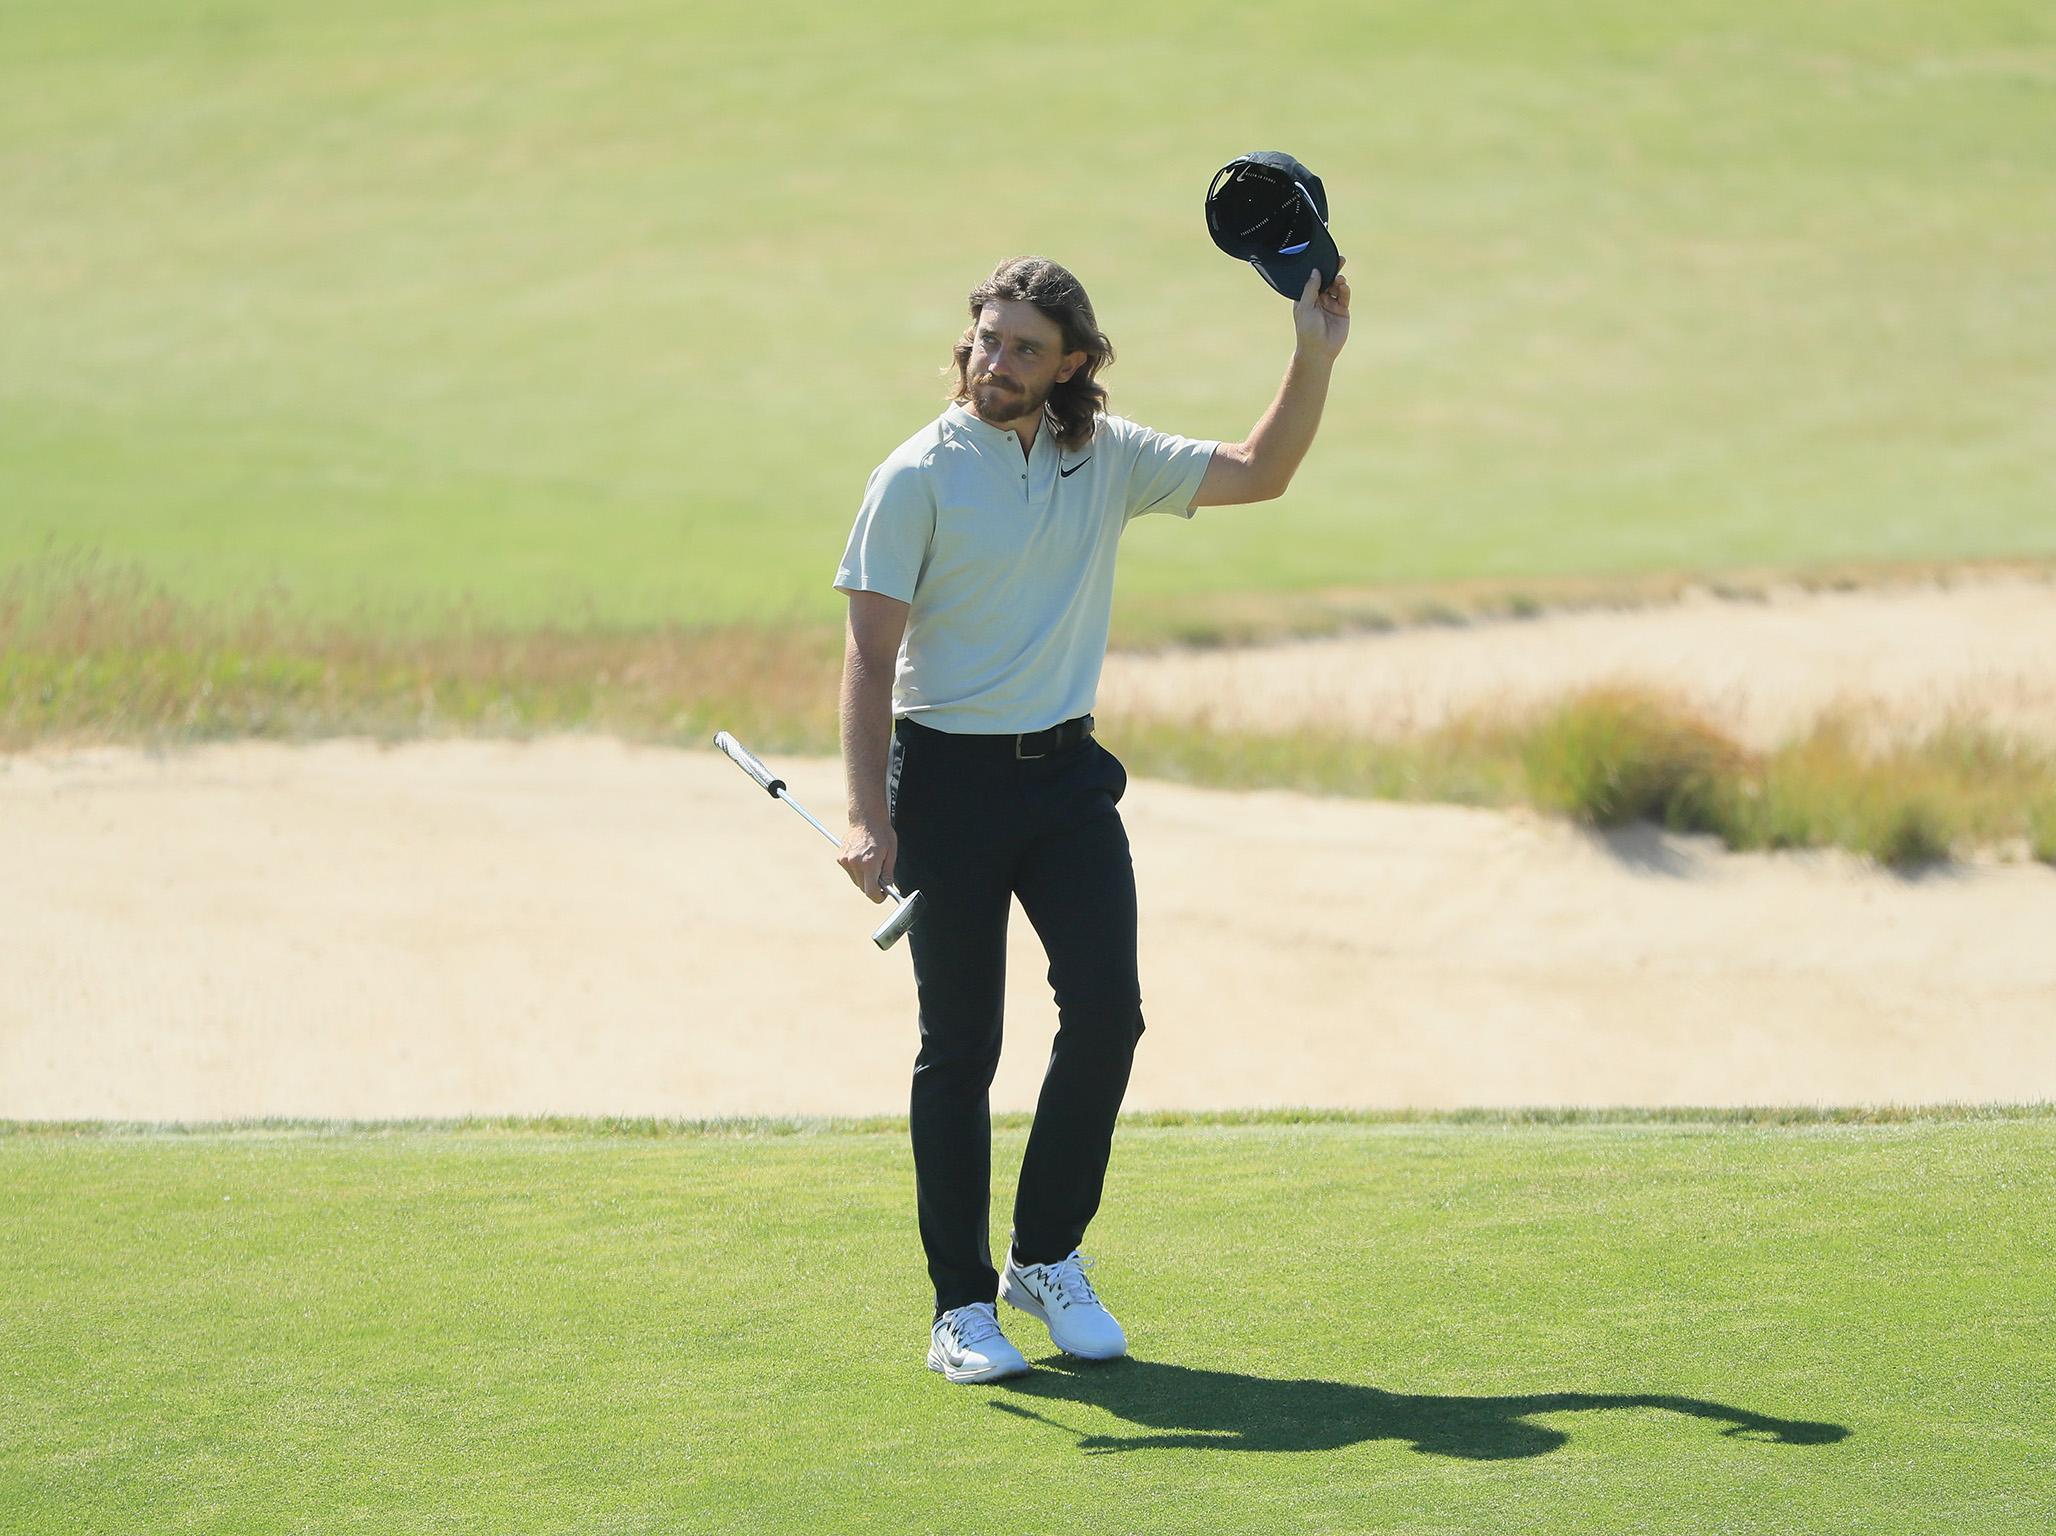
1055, 349, 1088, 384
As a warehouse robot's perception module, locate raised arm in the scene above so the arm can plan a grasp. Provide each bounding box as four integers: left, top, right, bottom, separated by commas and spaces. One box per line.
1194, 269, 1351, 507
837, 588, 910, 902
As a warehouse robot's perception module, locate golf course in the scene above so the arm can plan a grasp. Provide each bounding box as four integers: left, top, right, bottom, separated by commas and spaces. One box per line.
5, 1, 2054, 1530
7, 1114, 2053, 1532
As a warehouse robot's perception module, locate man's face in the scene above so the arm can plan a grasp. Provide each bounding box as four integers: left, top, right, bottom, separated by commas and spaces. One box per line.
965, 300, 1086, 428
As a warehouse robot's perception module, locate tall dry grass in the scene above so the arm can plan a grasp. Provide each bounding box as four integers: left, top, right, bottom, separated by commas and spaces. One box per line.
1519, 687, 1745, 836
1122, 688, 2056, 870
1517, 692, 2056, 867
0, 560, 842, 755
8, 562, 2054, 868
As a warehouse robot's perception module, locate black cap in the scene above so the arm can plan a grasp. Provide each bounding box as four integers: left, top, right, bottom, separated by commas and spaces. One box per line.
1204, 151, 1342, 298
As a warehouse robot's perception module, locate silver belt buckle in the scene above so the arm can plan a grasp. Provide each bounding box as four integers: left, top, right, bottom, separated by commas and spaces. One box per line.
1014, 731, 1044, 760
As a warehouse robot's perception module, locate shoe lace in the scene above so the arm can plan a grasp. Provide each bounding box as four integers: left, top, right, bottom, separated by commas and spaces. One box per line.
941, 1302, 1004, 1347
1046, 1252, 1101, 1310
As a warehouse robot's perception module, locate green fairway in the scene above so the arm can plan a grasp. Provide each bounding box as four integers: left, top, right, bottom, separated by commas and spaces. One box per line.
4, 2, 2053, 628
5, 1113, 2051, 1533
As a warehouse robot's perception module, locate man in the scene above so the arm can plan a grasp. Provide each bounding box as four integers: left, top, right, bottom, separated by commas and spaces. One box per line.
834, 254, 1350, 1383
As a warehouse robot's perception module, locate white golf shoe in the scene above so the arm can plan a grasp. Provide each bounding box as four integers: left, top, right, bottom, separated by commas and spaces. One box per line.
927, 1302, 1031, 1384
1000, 1249, 1128, 1360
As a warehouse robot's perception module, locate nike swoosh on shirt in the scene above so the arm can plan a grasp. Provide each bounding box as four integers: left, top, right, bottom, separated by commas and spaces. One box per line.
1058, 457, 1092, 478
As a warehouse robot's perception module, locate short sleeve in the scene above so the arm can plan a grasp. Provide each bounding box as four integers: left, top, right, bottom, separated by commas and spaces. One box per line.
834, 460, 934, 602
1114, 417, 1219, 522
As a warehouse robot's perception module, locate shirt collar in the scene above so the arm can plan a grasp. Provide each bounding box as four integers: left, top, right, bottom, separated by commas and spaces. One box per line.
945, 402, 1048, 457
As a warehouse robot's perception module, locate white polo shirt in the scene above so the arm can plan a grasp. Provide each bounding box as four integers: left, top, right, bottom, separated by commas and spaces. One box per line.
834, 404, 1218, 734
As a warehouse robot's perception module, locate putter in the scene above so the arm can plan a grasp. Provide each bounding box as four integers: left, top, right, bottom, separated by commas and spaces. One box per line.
713, 731, 923, 950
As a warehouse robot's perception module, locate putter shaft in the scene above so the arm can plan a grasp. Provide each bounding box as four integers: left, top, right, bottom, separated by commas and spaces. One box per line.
713, 730, 921, 944
777, 785, 910, 903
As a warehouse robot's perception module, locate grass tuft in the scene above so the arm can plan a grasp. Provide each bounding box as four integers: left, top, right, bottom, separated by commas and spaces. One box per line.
2032, 798, 2056, 866
1520, 688, 1747, 834
1743, 718, 2056, 867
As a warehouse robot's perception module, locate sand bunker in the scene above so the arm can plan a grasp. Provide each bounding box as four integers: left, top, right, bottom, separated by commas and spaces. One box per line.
5, 734, 2052, 1121
1100, 576, 2056, 747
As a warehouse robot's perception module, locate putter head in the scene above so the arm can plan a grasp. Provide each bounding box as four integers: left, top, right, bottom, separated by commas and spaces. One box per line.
871, 888, 923, 951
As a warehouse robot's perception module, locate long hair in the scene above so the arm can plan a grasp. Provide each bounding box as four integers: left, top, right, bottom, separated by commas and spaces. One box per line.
950, 257, 1115, 452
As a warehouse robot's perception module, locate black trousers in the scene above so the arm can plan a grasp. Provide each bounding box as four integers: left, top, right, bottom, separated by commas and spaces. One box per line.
887, 717, 1145, 1316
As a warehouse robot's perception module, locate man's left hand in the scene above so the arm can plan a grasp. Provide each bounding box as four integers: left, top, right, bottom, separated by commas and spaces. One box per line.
1293, 268, 1350, 362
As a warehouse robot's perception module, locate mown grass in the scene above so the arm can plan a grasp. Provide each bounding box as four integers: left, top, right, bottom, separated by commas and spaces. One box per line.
15, 1103, 2053, 1141
9, 566, 2055, 869
5, 2, 2055, 625
5, 1118, 2053, 1534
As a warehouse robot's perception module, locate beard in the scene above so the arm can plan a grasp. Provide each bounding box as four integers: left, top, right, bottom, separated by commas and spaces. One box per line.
970, 373, 1050, 426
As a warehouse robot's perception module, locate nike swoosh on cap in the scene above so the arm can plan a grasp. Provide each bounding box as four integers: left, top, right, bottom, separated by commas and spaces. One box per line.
1059, 457, 1092, 478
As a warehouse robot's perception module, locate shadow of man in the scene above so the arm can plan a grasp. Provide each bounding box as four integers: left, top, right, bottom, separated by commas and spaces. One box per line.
994, 1359, 1850, 1458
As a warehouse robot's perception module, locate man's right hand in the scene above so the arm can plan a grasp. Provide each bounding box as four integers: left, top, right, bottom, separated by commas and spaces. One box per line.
838, 816, 898, 903
838, 590, 910, 906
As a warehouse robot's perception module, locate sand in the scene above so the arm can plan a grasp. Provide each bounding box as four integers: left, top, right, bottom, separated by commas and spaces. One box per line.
1099, 576, 2056, 747
6, 730, 2052, 1122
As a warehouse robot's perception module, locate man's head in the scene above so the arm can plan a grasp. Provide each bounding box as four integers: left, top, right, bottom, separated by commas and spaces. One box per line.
951, 257, 1114, 451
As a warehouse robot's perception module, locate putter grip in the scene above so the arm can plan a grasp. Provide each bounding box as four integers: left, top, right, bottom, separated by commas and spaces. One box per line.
713, 731, 785, 797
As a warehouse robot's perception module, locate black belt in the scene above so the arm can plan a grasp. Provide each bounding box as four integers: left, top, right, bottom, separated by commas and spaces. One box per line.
898, 713, 1095, 760
1012, 713, 1095, 758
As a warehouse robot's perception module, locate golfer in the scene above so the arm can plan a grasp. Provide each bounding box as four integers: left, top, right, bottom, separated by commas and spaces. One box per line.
835, 253, 1350, 1382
